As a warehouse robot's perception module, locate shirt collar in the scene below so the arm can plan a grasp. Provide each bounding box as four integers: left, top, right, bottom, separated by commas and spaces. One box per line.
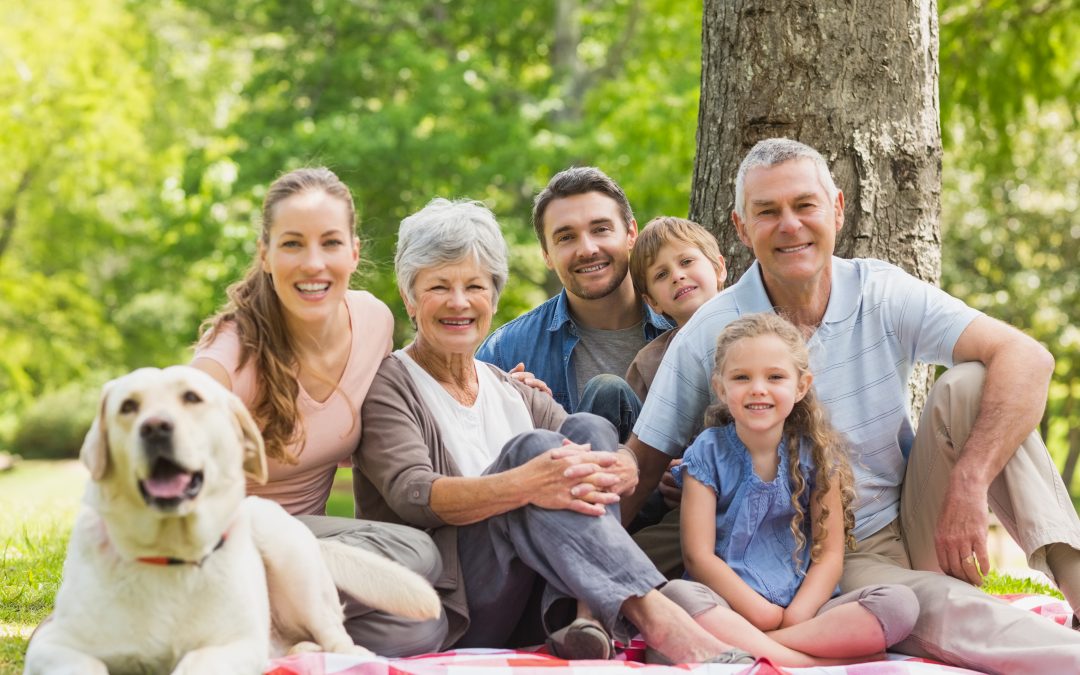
730, 257, 859, 326
547, 288, 671, 332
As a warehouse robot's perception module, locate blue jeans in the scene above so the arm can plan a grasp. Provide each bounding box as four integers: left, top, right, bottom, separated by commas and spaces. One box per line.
577, 374, 642, 443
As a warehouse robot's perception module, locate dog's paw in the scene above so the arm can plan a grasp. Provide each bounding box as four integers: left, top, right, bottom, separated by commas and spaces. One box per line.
336, 644, 377, 658
286, 641, 323, 655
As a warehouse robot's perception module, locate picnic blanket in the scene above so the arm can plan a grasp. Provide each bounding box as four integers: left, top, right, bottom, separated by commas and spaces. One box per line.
265, 594, 1073, 675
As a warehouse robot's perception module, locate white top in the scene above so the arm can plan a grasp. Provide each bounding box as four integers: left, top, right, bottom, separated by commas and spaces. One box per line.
395, 350, 535, 477
635, 257, 981, 540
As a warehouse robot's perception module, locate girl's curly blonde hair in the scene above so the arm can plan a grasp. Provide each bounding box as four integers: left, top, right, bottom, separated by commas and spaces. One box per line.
703, 312, 857, 570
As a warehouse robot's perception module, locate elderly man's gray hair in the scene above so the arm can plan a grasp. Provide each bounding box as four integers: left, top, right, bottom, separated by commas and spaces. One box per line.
733, 138, 840, 221
395, 197, 509, 308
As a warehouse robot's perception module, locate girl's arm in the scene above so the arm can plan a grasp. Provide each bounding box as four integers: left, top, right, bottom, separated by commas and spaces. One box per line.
781, 470, 846, 627
681, 474, 785, 631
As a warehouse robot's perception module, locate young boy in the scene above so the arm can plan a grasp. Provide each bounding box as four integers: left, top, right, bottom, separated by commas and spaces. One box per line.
626, 216, 727, 401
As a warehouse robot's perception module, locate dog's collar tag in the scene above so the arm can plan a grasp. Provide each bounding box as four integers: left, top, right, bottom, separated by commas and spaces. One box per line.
135, 532, 228, 567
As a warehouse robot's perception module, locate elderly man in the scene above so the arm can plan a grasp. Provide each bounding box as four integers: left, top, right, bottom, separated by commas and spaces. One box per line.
626, 138, 1080, 672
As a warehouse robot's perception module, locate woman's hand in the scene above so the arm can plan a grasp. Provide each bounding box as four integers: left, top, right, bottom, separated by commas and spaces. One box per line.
508, 362, 553, 397
518, 441, 621, 516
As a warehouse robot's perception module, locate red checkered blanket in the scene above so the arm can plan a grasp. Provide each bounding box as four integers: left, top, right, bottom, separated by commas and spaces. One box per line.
265, 594, 1072, 675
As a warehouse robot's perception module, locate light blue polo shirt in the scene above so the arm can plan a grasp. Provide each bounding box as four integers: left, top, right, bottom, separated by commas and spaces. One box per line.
634, 257, 982, 540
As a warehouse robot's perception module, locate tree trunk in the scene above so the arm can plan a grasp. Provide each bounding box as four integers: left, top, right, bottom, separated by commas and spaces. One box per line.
691, 0, 941, 413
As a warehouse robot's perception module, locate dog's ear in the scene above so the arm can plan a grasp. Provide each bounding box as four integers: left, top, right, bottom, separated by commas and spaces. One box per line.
228, 392, 268, 485
80, 380, 114, 481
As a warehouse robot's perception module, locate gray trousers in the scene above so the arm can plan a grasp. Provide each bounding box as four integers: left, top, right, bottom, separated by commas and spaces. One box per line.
455, 413, 667, 648
661, 578, 919, 648
297, 515, 449, 657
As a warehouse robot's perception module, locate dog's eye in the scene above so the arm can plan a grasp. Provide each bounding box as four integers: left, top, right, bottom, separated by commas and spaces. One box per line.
120, 399, 138, 414
182, 391, 203, 404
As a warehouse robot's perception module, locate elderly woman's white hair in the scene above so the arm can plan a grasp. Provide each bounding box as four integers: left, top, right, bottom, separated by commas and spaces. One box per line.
395, 197, 510, 308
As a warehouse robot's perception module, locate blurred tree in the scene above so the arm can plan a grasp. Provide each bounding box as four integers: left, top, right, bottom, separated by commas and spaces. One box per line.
938, 0, 1080, 492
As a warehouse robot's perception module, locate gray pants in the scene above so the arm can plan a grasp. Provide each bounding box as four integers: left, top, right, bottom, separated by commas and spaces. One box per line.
455, 413, 667, 648
297, 515, 449, 657
660, 578, 919, 648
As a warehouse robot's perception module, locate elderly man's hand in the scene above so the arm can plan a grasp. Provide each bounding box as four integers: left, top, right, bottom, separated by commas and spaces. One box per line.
934, 482, 990, 586
521, 442, 621, 516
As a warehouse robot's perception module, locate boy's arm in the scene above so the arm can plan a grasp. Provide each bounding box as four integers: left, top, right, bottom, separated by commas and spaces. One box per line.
681, 475, 784, 631
781, 471, 846, 627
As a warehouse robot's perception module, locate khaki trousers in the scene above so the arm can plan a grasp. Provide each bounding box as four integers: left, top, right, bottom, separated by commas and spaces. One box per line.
841, 362, 1080, 674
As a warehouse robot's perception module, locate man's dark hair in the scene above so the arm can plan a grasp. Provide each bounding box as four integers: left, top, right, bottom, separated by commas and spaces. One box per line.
531, 166, 634, 251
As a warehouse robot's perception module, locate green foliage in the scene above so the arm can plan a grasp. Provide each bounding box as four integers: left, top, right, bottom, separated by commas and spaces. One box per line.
12, 380, 104, 460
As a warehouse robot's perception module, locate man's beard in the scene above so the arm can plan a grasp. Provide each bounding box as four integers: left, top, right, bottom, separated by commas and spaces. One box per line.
563, 256, 629, 301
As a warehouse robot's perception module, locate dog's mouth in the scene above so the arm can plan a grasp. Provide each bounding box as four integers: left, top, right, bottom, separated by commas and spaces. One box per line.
138, 457, 204, 509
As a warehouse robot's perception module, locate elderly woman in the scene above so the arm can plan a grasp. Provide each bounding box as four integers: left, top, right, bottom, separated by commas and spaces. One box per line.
353, 199, 829, 666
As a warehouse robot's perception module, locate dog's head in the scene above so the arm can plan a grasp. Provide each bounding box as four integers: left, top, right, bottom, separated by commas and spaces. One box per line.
80, 366, 267, 518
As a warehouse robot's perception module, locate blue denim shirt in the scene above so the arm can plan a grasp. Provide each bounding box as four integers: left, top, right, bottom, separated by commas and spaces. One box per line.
673, 424, 823, 607
476, 289, 672, 413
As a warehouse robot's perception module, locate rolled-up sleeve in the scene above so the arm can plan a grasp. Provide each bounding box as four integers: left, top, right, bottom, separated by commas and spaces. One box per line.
354, 361, 450, 530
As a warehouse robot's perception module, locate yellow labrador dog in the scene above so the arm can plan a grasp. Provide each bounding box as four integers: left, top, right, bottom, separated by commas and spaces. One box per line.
24, 366, 441, 675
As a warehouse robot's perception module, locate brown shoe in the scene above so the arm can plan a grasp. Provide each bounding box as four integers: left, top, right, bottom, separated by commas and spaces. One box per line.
545, 618, 612, 660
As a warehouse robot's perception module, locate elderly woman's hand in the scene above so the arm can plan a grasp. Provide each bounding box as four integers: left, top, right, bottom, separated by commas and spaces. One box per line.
516, 442, 622, 516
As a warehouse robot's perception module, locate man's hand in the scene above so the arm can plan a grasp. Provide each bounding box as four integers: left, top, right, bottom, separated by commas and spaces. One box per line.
508, 362, 553, 397
934, 481, 990, 585
659, 458, 682, 509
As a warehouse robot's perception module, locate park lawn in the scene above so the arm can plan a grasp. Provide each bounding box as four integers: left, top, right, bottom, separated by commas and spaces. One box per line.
0, 462, 1068, 674
0, 460, 85, 674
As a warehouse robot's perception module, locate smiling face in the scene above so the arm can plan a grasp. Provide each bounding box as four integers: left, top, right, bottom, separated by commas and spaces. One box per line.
732, 158, 844, 292
404, 257, 495, 359
260, 189, 359, 328
541, 192, 637, 301
642, 241, 726, 325
713, 333, 812, 448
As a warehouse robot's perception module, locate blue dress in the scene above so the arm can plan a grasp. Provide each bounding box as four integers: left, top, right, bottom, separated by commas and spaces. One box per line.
672, 423, 818, 607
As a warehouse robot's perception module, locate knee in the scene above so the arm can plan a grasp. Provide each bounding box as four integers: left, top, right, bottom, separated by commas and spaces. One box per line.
931, 362, 986, 407
560, 412, 619, 451
500, 428, 565, 468
658, 579, 726, 617
857, 584, 920, 647
389, 525, 444, 584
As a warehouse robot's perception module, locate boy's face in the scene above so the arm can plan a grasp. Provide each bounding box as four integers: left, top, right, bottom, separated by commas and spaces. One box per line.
642, 240, 726, 326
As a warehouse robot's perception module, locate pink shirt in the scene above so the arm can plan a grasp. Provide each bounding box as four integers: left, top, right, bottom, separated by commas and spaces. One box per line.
194, 290, 393, 515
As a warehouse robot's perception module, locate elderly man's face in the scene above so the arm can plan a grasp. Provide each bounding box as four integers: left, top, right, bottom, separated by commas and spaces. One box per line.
541, 192, 637, 302
732, 158, 843, 290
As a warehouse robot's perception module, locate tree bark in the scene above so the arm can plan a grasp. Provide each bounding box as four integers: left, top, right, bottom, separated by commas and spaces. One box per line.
691, 0, 941, 412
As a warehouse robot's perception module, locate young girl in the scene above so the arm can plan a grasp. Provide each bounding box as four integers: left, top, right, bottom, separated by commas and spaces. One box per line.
673, 313, 919, 659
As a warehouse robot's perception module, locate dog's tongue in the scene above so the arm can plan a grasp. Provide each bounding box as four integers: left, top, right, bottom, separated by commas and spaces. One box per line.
142, 473, 193, 499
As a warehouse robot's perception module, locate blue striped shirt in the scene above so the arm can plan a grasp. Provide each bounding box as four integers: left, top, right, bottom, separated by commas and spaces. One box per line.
634, 257, 981, 540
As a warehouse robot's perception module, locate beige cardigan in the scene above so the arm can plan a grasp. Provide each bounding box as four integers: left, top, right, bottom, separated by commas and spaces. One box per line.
352, 355, 568, 647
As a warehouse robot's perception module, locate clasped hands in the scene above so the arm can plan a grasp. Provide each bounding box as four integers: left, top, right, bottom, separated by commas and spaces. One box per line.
524, 440, 637, 517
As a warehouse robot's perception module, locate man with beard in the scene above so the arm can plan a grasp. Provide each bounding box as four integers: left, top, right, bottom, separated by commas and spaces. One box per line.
476, 167, 672, 441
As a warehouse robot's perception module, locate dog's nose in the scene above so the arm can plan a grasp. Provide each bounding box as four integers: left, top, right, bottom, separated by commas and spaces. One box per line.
140, 416, 174, 442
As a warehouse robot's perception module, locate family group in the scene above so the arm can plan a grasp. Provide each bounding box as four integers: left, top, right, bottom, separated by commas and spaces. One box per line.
189, 138, 1080, 672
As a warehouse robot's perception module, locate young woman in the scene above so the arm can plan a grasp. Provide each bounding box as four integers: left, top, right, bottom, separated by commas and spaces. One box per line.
192, 167, 447, 656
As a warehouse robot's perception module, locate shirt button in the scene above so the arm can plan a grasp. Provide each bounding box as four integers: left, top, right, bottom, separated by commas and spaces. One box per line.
412, 490, 421, 498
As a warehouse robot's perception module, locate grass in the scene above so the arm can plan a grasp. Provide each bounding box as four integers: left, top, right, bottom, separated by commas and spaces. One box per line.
0, 462, 1072, 673
0, 460, 85, 674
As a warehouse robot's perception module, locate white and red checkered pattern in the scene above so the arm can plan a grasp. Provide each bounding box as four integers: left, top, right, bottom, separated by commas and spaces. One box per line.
265, 594, 1074, 675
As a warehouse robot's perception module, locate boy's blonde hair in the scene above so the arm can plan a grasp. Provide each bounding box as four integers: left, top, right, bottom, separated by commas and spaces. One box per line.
704, 313, 858, 570
629, 216, 724, 298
